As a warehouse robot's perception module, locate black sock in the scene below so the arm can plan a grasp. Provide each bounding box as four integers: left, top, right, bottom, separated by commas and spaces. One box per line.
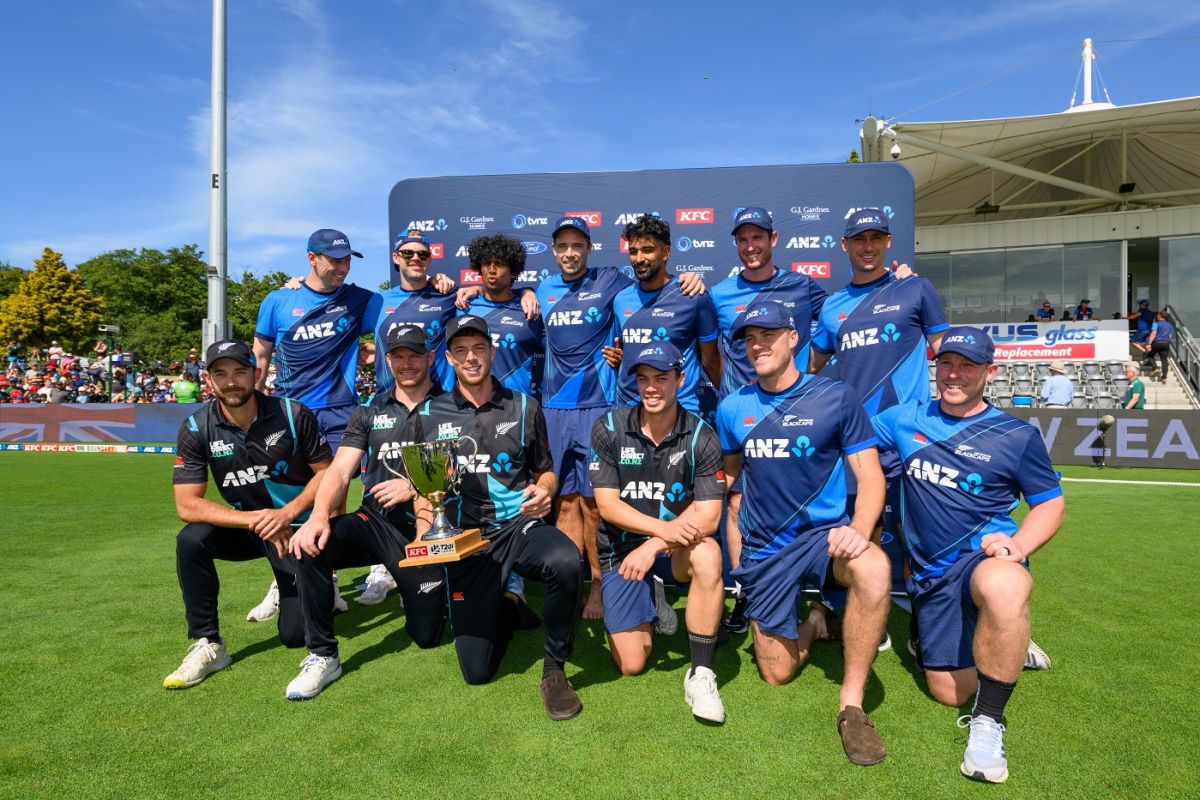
542, 657, 565, 679
972, 672, 1016, 722
688, 630, 718, 672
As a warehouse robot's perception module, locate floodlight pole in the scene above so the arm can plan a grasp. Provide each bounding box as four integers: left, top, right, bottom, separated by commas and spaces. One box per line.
202, 0, 228, 353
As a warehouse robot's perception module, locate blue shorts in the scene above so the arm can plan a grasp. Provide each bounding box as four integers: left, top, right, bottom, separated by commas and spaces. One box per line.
731, 529, 847, 640
907, 549, 996, 671
314, 403, 357, 452
600, 571, 657, 634
545, 406, 608, 497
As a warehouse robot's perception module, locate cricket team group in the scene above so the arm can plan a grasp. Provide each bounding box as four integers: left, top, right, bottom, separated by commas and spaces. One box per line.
165, 205, 1064, 783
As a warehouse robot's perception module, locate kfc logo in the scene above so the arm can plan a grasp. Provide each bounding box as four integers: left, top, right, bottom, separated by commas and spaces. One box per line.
565, 211, 602, 226
791, 262, 832, 278
619, 237, 629, 253
676, 208, 714, 224
459, 269, 482, 285
429, 243, 444, 259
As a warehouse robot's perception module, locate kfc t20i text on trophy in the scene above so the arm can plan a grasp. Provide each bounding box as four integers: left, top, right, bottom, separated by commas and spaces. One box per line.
385, 435, 490, 567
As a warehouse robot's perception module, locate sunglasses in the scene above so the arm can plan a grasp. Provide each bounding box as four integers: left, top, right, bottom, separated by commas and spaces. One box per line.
397, 249, 431, 261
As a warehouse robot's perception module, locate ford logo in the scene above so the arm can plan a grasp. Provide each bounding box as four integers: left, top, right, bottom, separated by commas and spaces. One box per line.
522, 241, 547, 255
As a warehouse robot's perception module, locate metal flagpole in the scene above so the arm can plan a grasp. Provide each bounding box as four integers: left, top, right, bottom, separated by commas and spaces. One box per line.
202, 0, 228, 352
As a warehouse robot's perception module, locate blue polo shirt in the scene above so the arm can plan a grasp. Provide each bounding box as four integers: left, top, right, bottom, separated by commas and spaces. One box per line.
375, 285, 457, 393
464, 295, 545, 398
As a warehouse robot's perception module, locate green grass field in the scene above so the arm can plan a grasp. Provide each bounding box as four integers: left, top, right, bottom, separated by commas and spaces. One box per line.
1, 454, 1197, 799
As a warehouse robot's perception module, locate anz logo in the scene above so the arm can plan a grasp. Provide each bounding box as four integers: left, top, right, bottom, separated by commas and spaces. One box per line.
456, 453, 493, 474
491, 452, 514, 473
622, 327, 672, 344
839, 323, 899, 350
221, 465, 269, 487
743, 438, 791, 458
406, 218, 449, 232
620, 480, 685, 500
906, 459, 984, 494
377, 441, 411, 461
292, 317, 350, 341
546, 306, 602, 327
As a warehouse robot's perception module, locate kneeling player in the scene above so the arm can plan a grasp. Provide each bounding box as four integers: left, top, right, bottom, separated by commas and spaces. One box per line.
871, 327, 1064, 783
165, 340, 331, 689
716, 301, 892, 765
590, 343, 726, 723
409, 315, 583, 720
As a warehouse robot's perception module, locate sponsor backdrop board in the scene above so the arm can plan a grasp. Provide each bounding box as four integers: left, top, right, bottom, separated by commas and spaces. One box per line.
1009, 408, 1200, 469
387, 163, 914, 290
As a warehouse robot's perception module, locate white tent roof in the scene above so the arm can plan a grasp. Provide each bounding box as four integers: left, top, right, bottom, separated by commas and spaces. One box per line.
867, 96, 1200, 226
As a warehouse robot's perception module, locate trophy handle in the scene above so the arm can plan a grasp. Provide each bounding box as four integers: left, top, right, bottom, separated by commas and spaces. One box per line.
449, 435, 478, 495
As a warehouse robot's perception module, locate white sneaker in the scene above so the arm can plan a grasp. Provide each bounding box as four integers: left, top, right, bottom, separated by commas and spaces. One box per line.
332, 572, 348, 614
246, 580, 280, 622
684, 666, 725, 724
357, 564, 397, 606
285, 653, 342, 700
652, 576, 678, 636
959, 714, 1008, 783
1024, 639, 1051, 670
163, 637, 231, 689
878, 632, 893, 652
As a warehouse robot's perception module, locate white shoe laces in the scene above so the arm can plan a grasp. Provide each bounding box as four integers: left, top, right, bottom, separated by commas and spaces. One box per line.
299, 653, 329, 674
183, 638, 219, 668
958, 715, 1006, 757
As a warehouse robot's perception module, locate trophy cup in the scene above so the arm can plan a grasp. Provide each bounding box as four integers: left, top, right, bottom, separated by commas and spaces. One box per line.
383, 435, 491, 567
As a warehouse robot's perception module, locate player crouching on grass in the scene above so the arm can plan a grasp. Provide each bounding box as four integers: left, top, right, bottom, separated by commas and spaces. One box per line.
589, 343, 727, 723
870, 326, 1064, 783
164, 340, 331, 689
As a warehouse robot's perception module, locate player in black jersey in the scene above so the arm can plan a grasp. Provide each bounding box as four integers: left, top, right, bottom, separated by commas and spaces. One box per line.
286, 324, 449, 700
408, 315, 583, 720
590, 342, 727, 723
164, 340, 331, 690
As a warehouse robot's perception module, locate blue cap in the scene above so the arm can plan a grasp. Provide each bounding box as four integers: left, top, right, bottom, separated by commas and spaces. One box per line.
393, 232, 430, 251
730, 206, 772, 234
1138, 298, 1149, 305
936, 326, 995, 364
730, 300, 795, 341
625, 342, 683, 375
843, 208, 890, 238
552, 216, 591, 240
307, 228, 363, 259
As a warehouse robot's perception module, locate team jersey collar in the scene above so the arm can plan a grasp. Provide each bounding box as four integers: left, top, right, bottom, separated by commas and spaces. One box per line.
755, 370, 810, 398
933, 399, 997, 424
627, 402, 692, 445
848, 270, 893, 292
450, 376, 505, 410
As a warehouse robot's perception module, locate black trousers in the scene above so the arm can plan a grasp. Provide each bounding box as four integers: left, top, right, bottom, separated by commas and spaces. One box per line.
445, 518, 581, 685
1146, 342, 1170, 376
176, 522, 304, 647
295, 509, 449, 657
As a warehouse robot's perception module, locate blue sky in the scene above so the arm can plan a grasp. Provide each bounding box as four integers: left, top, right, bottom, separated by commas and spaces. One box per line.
5, 0, 1200, 289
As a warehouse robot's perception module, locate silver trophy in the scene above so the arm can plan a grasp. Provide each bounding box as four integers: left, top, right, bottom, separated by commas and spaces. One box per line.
383, 435, 478, 541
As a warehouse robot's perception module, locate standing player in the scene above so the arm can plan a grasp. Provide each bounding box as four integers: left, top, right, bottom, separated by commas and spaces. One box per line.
604, 214, 722, 416
710, 207, 828, 633
248, 229, 381, 619
806, 208, 948, 643
408, 315, 584, 719
590, 342, 727, 723
716, 300, 892, 766
164, 340, 331, 690
871, 327, 1064, 783
285, 324, 451, 700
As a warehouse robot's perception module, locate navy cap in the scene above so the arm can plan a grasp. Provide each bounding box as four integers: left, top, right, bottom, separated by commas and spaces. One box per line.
936, 326, 995, 364
730, 300, 796, 341
445, 314, 491, 343
205, 339, 257, 369
385, 324, 427, 354
1138, 298, 1149, 305
393, 232, 430, 251
843, 208, 890, 238
307, 228, 363, 259
625, 342, 683, 376
731, 206, 773, 234
552, 216, 591, 240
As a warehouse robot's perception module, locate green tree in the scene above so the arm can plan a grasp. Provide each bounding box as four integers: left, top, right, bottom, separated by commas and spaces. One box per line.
0, 263, 26, 300
228, 269, 290, 343
848, 149, 861, 163
75, 245, 209, 361
0, 248, 105, 351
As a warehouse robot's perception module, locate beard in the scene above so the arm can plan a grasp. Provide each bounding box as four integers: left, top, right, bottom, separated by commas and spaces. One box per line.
212, 384, 253, 407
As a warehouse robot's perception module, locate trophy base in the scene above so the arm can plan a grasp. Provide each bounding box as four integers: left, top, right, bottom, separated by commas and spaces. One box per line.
400, 528, 490, 567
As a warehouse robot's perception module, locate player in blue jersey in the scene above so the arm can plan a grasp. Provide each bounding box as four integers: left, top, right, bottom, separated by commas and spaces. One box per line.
716, 300, 892, 766
871, 327, 1064, 783
464, 234, 545, 398
806, 208, 948, 645
710, 207, 828, 634
538, 216, 706, 619
601, 214, 721, 417
253, 229, 381, 450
